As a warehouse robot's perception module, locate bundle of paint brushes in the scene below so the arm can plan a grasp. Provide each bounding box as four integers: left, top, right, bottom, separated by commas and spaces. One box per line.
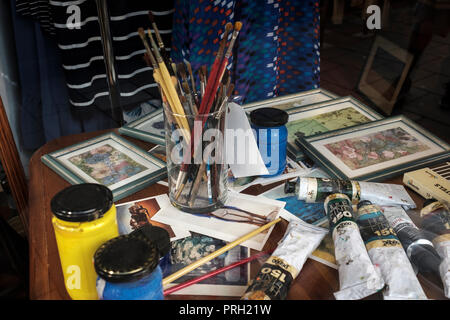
138, 14, 242, 210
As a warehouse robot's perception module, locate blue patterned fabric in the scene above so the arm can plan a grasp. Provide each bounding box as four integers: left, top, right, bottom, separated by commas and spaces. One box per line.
171, 0, 320, 104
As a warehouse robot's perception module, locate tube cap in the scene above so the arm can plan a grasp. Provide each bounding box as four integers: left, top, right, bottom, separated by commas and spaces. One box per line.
423, 198, 439, 208
284, 180, 297, 194
249, 108, 289, 127
94, 233, 159, 283
357, 200, 373, 210
51, 183, 113, 222
410, 244, 442, 276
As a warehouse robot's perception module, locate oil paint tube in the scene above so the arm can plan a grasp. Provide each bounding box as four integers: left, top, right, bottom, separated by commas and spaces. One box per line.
285, 177, 415, 208
420, 199, 450, 298
324, 194, 384, 300
241, 220, 327, 300
356, 201, 427, 300
285, 177, 359, 203
381, 206, 442, 279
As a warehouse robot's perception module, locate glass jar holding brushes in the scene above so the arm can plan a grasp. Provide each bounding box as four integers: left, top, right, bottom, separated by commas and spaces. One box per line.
138, 21, 242, 212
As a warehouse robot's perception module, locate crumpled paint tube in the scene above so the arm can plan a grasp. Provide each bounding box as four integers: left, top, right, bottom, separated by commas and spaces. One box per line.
381, 206, 442, 278
285, 177, 416, 208
420, 199, 450, 298
324, 193, 384, 300
241, 220, 327, 300
356, 201, 427, 300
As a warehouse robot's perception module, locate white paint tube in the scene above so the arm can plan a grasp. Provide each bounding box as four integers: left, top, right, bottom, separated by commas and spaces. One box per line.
420, 199, 450, 298
324, 193, 385, 300
285, 177, 416, 209
241, 220, 327, 300
356, 201, 427, 300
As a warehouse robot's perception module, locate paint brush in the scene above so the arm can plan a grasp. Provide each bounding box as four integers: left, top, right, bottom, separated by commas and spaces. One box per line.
209, 21, 242, 114
140, 28, 191, 147
163, 250, 271, 296
184, 60, 198, 104
199, 66, 207, 98
162, 217, 282, 286
198, 22, 233, 116
215, 83, 234, 119
177, 63, 198, 115
147, 28, 191, 137
148, 11, 174, 75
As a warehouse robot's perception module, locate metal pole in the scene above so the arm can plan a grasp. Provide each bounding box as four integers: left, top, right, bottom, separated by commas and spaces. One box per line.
95, 0, 124, 126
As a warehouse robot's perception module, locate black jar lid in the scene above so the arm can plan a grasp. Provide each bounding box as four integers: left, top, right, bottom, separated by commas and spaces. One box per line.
51, 184, 113, 222
130, 225, 171, 258
357, 200, 373, 210
94, 233, 160, 283
250, 107, 289, 127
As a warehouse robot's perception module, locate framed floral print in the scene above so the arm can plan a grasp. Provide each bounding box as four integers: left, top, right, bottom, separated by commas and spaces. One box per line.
242, 88, 338, 113
118, 108, 165, 145
285, 96, 384, 160
296, 116, 450, 181
41, 132, 167, 201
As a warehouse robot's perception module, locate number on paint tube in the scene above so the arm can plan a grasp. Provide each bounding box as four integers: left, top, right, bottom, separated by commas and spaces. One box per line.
331, 210, 352, 224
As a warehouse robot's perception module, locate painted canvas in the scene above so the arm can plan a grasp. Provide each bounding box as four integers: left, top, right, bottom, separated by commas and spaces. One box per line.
261, 183, 327, 226
68, 144, 148, 186
324, 127, 430, 170
166, 232, 251, 296
287, 107, 372, 142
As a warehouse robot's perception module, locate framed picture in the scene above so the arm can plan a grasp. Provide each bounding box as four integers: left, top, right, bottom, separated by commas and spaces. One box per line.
118, 108, 165, 145
41, 132, 167, 201
357, 36, 414, 115
242, 88, 338, 112
165, 232, 251, 296
285, 96, 384, 160
296, 115, 450, 181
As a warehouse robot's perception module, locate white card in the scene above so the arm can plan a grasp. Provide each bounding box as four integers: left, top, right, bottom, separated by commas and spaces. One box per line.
225, 102, 269, 178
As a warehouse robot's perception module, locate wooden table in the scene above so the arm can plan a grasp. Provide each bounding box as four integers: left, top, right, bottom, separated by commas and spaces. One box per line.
28, 129, 447, 300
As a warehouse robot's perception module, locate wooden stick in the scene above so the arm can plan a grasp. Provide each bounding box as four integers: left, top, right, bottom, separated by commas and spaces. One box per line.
162, 218, 282, 286
164, 250, 271, 296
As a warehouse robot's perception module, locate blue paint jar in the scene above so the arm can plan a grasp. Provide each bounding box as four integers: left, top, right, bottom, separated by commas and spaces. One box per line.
94, 233, 164, 300
250, 107, 289, 176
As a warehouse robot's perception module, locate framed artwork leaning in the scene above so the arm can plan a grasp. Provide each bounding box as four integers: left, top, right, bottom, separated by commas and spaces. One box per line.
41, 132, 167, 201
296, 115, 450, 181
118, 108, 165, 145
285, 96, 384, 160
242, 88, 338, 113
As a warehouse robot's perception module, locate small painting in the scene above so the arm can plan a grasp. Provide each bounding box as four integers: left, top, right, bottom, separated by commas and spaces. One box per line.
166, 232, 251, 296
287, 107, 371, 140
68, 144, 148, 186
324, 127, 430, 170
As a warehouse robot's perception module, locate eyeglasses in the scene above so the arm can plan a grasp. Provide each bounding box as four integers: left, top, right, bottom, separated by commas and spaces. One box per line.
189, 205, 278, 227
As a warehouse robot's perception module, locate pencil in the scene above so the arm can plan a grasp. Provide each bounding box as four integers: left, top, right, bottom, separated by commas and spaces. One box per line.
163, 250, 271, 296
162, 217, 282, 286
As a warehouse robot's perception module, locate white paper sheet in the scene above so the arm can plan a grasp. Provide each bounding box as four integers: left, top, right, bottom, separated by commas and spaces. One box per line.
225, 102, 269, 178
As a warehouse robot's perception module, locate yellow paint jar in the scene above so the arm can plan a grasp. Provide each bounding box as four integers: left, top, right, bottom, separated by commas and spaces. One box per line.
51, 183, 119, 300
